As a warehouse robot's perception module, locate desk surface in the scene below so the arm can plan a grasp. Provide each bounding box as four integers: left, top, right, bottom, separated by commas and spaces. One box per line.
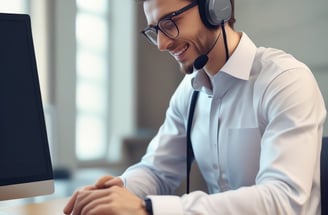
0, 198, 68, 215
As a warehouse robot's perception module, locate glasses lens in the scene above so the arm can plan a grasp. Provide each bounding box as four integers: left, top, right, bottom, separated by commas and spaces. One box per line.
159, 19, 178, 38
142, 19, 179, 45
144, 29, 158, 45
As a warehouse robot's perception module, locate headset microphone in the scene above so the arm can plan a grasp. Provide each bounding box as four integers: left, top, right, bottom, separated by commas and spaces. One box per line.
193, 0, 232, 71
193, 55, 208, 70
193, 31, 221, 70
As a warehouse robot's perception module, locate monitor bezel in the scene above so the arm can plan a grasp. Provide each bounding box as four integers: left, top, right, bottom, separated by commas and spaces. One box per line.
0, 12, 54, 201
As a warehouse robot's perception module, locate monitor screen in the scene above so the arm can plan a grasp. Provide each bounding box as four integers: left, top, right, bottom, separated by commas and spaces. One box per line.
0, 13, 54, 201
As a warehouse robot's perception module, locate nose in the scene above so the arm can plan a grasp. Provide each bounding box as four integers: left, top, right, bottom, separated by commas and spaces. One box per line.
157, 31, 173, 51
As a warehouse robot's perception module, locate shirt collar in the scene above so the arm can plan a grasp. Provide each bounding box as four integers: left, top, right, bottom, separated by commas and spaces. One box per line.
221, 32, 257, 80
191, 32, 257, 95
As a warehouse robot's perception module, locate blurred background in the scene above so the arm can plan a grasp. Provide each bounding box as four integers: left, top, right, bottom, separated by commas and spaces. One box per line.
0, 0, 327, 203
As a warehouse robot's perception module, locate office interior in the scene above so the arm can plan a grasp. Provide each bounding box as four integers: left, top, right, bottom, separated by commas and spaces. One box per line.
0, 0, 327, 205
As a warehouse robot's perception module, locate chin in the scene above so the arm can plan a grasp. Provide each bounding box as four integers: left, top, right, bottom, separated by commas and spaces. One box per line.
179, 62, 194, 74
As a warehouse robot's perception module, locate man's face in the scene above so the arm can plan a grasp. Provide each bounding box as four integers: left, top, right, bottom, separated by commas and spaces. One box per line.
143, 0, 216, 74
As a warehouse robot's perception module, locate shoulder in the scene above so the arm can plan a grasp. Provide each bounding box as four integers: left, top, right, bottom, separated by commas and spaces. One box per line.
251, 47, 314, 92
250, 47, 324, 120
254, 47, 309, 75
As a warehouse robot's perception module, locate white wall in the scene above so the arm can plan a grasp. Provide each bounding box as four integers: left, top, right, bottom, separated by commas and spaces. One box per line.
235, 0, 328, 135
53, 0, 77, 170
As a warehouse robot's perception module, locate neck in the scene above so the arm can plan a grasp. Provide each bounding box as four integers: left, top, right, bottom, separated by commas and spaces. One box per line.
204, 25, 241, 76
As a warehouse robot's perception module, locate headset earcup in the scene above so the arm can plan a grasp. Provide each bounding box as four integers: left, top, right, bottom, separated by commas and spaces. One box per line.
198, 0, 215, 28
198, 0, 232, 28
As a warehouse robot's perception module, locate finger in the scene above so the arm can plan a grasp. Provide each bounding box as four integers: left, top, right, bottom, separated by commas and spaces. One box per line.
95, 175, 114, 188
71, 189, 99, 215
71, 191, 91, 215
63, 190, 79, 214
63, 185, 96, 214
104, 177, 124, 188
80, 193, 113, 215
76, 189, 112, 215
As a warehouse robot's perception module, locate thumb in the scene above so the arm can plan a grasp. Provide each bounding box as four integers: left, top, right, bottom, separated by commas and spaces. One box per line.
95, 175, 115, 188
104, 177, 124, 188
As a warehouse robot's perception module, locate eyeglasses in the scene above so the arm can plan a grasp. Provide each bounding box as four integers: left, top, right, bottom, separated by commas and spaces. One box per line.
141, 0, 198, 46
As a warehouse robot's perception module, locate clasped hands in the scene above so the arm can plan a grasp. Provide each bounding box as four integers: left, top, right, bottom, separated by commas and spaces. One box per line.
63, 175, 148, 215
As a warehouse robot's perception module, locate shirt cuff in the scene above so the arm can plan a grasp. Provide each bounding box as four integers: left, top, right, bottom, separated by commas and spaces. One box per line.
147, 195, 184, 215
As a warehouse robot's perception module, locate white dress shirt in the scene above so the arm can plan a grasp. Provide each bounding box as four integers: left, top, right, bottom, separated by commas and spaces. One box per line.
121, 33, 326, 215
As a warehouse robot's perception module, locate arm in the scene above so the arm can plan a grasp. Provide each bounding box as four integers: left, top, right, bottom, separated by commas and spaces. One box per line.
123, 68, 326, 214
121, 76, 195, 198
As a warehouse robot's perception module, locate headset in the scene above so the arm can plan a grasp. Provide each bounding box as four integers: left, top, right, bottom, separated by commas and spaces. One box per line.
193, 0, 232, 70
198, 0, 232, 28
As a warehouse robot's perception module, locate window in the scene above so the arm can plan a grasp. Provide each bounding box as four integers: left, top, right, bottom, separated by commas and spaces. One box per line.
75, 0, 110, 161
0, 0, 27, 13
74, 0, 136, 164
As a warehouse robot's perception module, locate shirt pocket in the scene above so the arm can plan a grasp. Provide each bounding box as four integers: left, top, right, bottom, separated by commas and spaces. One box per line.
225, 128, 261, 188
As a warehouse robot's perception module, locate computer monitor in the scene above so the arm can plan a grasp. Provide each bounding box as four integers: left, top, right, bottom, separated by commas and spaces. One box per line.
0, 13, 54, 201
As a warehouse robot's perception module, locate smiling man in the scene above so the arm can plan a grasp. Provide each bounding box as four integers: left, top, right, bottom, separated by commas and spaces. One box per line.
141, 0, 238, 75
64, 0, 326, 214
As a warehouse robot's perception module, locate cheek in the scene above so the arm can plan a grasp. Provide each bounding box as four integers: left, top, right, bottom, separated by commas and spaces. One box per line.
179, 21, 214, 52
186, 31, 215, 55
180, 13, 214, 49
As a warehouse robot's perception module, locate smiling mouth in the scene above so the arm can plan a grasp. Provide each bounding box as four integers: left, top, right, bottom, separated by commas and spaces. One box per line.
171, 44, 189, 59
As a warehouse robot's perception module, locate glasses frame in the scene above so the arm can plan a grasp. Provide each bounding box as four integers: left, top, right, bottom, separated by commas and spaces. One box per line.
141, 0, 198, 45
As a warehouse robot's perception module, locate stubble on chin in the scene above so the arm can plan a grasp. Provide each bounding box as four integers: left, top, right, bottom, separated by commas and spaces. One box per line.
179, 62, 194, 74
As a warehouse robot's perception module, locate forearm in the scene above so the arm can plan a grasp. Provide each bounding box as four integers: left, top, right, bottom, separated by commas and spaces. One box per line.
120, 166, 159, 198
147, 182, 316, 215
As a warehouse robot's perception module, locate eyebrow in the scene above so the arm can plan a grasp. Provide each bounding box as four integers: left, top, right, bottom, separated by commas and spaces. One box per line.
159, 10, 176, 21
146, 1, 198, 28
147, 10, 176, 28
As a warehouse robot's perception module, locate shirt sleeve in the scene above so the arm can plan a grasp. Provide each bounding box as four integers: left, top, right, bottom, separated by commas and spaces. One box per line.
145, 67, 325, 215
120, 75, 194, 198
122, 65, 326, 214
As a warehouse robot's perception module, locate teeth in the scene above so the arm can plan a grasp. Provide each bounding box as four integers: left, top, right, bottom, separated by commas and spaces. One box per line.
173, 45, 188, 56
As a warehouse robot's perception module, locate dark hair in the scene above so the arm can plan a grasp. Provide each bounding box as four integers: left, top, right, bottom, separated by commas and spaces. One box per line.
228, 0, 235, 28
138, 0, 236, 28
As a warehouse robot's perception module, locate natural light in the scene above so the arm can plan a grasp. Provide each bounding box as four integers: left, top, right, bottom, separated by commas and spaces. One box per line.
0, 0, 27, 13
75, 0, 109, 161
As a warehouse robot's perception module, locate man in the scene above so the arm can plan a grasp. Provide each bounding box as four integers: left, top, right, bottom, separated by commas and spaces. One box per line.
64, 0, 326, 214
